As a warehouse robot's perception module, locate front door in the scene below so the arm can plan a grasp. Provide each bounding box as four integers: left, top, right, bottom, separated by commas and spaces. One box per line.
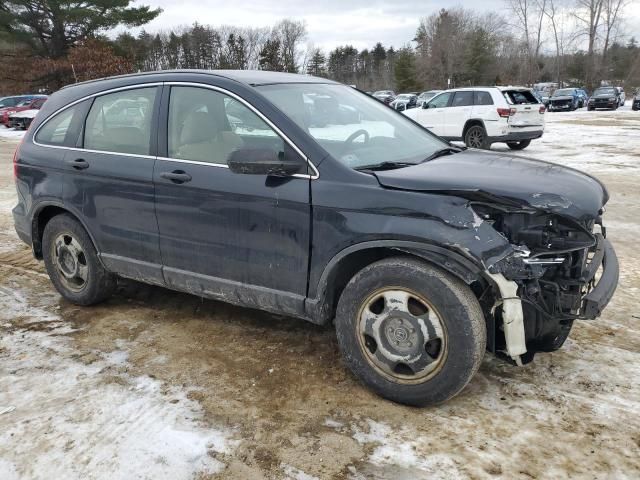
417, 92, 452, 136
444, 91, 474, 138
153, 85, 311, 316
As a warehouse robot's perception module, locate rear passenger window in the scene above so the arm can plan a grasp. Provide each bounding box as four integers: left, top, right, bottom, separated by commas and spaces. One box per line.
474, 91, 494, 105
35, 104, 80, 146
84, 88, 156, 155
451, 91, 474, 107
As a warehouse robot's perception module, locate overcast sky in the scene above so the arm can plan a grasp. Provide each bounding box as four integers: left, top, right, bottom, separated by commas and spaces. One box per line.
137, 0, 640, 52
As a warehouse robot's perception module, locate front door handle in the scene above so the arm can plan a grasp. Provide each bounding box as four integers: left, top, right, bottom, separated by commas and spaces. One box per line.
66, 158, 89, 170
160, 170, 192, 184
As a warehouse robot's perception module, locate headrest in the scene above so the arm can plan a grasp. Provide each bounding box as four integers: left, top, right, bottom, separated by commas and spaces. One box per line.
180, 111, 218, 145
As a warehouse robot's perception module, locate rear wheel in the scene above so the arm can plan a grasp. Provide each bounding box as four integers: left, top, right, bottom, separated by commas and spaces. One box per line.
335, 257, 486, 406
506, 139, 531, 150
43, 214, 116, 305
464, 125, 490, 149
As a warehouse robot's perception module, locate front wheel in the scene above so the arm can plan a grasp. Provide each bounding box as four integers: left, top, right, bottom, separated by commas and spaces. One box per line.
42, 214, 116, 305
464, 125, 490, 149
506, 139, 531, 150
335, 257, 486, 406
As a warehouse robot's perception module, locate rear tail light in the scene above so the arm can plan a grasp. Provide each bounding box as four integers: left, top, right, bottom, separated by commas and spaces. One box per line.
13, 136, 24, 181
497, 108, 516, 118
539, 105, 546, 113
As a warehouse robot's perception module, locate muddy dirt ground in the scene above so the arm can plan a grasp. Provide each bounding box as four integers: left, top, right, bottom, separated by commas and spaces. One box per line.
1, 109, 639, 479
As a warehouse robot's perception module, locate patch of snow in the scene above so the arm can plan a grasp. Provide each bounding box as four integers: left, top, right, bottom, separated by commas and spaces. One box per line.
282, 463, 321, 480
0, 128, 25, 140
323, 418, 344, 429
352, 419, 466, 479
0, 292, 238, 480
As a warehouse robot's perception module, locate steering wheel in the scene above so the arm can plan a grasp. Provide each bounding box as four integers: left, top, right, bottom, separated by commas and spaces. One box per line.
341, 129, 370, 155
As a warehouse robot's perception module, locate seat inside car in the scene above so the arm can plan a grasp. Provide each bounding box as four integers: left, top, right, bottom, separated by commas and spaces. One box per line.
170, 90, 244, 164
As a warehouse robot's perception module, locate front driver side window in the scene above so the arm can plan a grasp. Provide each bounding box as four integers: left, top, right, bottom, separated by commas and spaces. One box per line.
428, 92, 452, 109
168, 86, 284, 165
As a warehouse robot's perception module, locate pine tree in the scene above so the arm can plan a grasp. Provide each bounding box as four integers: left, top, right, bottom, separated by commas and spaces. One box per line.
0, 1, 162, 59
307, 48, 326, 77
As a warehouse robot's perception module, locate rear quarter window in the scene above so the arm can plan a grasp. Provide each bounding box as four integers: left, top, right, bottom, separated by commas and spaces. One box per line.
503, 90, 538, 105
35, 104, 83, 146
473, 91, 494, 105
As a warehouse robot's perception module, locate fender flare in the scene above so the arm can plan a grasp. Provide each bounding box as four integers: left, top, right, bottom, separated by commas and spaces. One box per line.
30, 200, 101, 260
305, 240, 485, 324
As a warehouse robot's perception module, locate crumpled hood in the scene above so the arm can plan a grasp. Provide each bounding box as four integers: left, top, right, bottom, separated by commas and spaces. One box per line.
550, 95, 574, 101
373, 150, 608, 223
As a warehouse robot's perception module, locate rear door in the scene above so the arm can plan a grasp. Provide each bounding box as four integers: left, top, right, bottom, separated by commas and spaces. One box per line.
444, 91, 474, 138
502, 89, 544, 131
416, 92, 452, 136
63, 85, 164, 283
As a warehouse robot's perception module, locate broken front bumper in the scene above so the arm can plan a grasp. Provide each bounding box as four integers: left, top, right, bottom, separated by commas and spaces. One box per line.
581, 237, 619, 319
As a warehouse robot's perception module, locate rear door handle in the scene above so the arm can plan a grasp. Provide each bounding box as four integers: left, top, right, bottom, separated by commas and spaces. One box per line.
66, 158, 89, 170
160, 170, 192, 184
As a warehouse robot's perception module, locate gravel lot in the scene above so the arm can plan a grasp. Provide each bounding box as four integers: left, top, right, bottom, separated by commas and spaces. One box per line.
1, 107, 639, 479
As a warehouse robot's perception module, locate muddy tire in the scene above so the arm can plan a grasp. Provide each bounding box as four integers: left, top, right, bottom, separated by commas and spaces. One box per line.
506, 139, 531, 151
335, 257, 486, 406
464, 125, 490, 149
42, 214, 116, 305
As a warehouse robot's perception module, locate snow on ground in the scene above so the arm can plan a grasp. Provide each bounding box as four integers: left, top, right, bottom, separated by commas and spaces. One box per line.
0, 127, 25, 140
490, 104, 640, 173
0, 285, 238, 479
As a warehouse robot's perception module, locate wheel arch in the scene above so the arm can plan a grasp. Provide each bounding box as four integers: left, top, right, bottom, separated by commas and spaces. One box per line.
462, 119, 486, 139
31, 202, 99, 260
306, 241, 485, 325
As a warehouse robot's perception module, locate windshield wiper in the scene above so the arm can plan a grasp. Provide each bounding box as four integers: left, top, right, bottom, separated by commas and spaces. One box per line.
355, 161, 416, 171
421, 146, 463, 163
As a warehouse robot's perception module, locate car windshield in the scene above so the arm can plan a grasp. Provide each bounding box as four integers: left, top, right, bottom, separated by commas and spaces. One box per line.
373, 91, 393, 96
594, 88, 616, 95
553, 89, 574, 96
257, 83, 448, 169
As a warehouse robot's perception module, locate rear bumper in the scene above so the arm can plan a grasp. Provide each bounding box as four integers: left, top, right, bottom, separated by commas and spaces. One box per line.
488, 130, 544, 143
581, 237, 619, 319
12, 204, 32, 246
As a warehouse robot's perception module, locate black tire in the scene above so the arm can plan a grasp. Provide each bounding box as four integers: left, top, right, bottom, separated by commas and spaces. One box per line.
588, 107, 594, 111
335, 257, 486, 406
42, 213, 116, 305
464, 125, 490, 149
506, 139, 531, 150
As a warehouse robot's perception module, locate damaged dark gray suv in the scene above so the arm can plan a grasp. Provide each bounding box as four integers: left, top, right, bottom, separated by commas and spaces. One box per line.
12, 71, 619, 406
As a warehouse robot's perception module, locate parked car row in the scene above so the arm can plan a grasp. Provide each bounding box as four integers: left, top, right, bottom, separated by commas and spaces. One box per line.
0, 94, 48, 130
534, 85, 628, 111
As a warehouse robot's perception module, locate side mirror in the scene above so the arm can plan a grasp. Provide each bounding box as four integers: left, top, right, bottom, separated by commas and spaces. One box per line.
422, 101, 429, 109
228, 148, 303, 177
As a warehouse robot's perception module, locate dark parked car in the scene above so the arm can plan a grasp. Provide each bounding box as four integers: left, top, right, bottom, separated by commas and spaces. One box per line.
588, 87, 620, 110
548, 88, 584, 111
633, 91, 640, 111
390, 93, 418, 111
372, 90, 396, 105
12, 70, 619, 406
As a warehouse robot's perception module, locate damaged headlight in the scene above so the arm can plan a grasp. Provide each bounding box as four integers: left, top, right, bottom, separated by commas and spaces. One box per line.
472, 203, 596, 280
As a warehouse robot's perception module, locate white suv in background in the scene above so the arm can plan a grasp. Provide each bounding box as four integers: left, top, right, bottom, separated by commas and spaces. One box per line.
403, 87, 545, 150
